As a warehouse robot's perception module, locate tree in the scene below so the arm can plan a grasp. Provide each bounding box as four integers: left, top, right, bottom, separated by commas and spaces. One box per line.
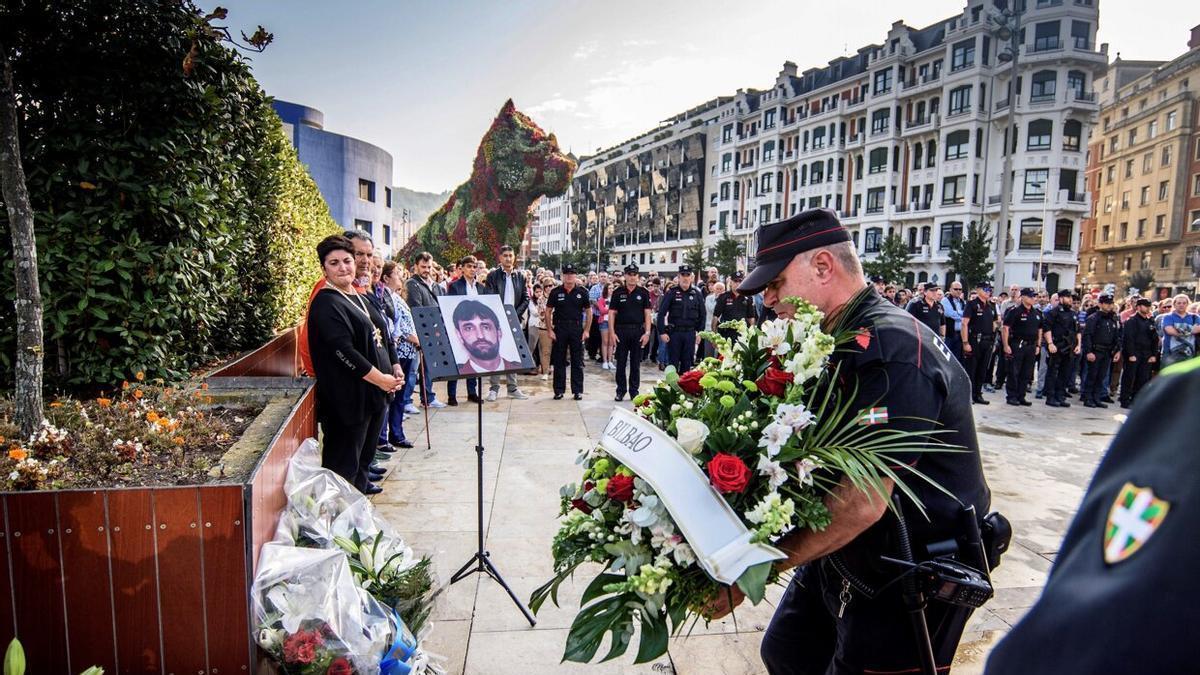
0, 35, 43, 436
535, 252, 561, 273
861, 233, 911, 285
947, 221, 994, 288
684, 241, 706, 274
708, 228, 744, 277
1126, 269, 1154, 295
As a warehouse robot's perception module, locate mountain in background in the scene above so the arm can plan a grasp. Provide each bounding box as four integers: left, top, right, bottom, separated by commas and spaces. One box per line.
392, 186, 451, 233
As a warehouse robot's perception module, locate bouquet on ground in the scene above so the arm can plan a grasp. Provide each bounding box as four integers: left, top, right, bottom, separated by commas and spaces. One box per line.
531, 298, 948, 663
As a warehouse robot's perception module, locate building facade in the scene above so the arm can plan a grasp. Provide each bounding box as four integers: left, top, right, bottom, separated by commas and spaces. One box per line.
565, 0, 1106, 288
1079, 27, 1200, 298
274, 100, 398, 256
535, 190, 573, 258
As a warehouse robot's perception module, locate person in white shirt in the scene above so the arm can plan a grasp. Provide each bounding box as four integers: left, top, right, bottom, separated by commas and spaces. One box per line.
483, 246, 530, 400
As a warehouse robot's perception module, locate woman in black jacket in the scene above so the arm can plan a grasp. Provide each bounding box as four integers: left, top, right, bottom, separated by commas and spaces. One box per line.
306, 235, 404, 494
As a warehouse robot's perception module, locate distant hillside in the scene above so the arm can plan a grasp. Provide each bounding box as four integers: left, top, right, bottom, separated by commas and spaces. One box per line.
392, 186, 451, 233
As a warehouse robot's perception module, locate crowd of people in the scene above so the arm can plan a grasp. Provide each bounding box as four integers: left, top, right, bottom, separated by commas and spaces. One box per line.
298, 226, 1200, 498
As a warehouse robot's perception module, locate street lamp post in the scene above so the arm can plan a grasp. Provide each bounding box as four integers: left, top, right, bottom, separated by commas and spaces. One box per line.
990, 5, 1024, 289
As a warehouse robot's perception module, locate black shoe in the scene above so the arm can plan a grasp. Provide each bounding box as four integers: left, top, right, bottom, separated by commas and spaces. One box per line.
363, 484, 383, 495
390, 439, 414, 449
1083, 400, 1098, 408
369, 463, 386, 474
553, 393, 564, 400
658, 363, 665, 371
1035, 391, 1044, 399
1101, 396, 1114, 403
1006, 399, 1021, 406
614, 394, 624, 401
448, 397, 459, 406
1058, 400, 1071, 408
573, 393, 583, 400
1019, 400, 1033, 406
1094, 401, 1108, 408
973, 397, 990, 405
1068, 387, 1079, 395
467, 394, 481, 403
1046, 400, 1062, 407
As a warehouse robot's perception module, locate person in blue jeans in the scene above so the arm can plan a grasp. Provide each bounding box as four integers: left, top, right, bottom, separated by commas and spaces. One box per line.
380, 262, 416, 449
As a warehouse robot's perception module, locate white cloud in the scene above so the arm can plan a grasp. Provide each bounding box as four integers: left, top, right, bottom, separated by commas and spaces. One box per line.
572, 41, 598, 60
527, 97, 580, 115
622, 39, 658, 48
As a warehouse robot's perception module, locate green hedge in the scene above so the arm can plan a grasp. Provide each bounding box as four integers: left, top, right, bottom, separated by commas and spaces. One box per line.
0, 1, 338, 388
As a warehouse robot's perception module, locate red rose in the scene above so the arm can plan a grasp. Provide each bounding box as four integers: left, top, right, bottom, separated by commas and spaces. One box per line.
282, 630, 323, 665
677, 369, 704, 395
570, 498, 593, 514
607, 474, 636, 503
326, 658, 353, 675
755, 366, 794, 398
707, 453, 751, 493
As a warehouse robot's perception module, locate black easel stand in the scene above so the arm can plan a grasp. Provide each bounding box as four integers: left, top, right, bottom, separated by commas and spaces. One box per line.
448, 381, 537, 627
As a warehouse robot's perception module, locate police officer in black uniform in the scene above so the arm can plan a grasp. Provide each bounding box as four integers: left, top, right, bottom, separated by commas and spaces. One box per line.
545, 265, 592, 400
608, 264, 653, 402
907, 283, 946, 337
1001, 288, 1043, 406
1081, 294, 1122, 408
1042, 289, 1081, 407
1118, 298, 1159, 408
656, 265, 706, 373
711, 208, 992, 675
961, 281, 997, 405
712, 271, 757, 340
987, 358, 1200, 674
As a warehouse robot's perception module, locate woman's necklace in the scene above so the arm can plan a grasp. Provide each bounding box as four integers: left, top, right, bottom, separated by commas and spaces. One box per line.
332, 285, 384, 349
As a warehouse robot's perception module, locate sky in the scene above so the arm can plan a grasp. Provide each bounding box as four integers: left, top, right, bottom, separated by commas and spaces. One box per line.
227, 0, 1198, 193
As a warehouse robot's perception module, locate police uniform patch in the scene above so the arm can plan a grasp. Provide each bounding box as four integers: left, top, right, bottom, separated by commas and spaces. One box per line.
1103, 482, 1169, 564
854, 329, 872, 350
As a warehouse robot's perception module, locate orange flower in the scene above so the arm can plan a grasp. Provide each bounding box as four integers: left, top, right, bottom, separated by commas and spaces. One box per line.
97, 398, 112, 407
156, 418, 170, 429
49, 401, 63, 408
146, 411, 159, 423
167, 421, 179, 431
122, 381, 130, 390
133, 389, 144, 400
193, 391, 203, 399
173, 437, 185, 446
8, 448, 27, 461
135, 371, 145, 382
200, 382, 209, 390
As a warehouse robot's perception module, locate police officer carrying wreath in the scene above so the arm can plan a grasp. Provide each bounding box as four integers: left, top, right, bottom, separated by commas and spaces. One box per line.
1119, 298, 1159, 408
960, 281, 997, 405
607, 264, 653, 402
1001, 288, 1042, 406
545, 264, 591, 400
705, 208, 992, 675
656, 264, 706, 373
1081, 294, 1122, 408
712, 270, 757, 340
1043, 289, 1081, 407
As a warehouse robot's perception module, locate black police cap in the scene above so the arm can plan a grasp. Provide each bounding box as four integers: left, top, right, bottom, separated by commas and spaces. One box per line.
1056, 289, 1073, 298
623, 264, 639, 274
1020, 288, 1036, 298
739, 208, 850, 295
1098, 294, 1114, 304
1136, 298, 1153, 307
731, 270, 745, 281
562, 264, 577, 275
678, 265, 694, 274
870, 275, 885, 283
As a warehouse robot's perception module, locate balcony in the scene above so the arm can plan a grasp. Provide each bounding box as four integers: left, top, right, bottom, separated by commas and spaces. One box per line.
907, 116, 932, 130
847, 134, 865, 147
995, 98, 1010, 111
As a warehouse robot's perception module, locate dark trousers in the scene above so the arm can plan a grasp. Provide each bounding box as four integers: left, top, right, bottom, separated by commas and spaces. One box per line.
446, 376, 478, 401
964, 335, 995, 398
761, 561, 973, 675
319, 403, 386, 493
382, 358, 413, 443
586, 318, 601, 359
613, 325, 644, 398
1006, 340, 1037, 402
1044, 348, 1073, 403
993, 347, 1008, 387
666, 329, 697, 373
1119, 354, 1154, 404
1082, 349, 1114, 403
947, 331, 964, 363
552, 323, 584, 395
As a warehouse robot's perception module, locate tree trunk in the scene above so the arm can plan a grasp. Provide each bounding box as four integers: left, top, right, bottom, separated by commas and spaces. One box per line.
0, 45, 44, 438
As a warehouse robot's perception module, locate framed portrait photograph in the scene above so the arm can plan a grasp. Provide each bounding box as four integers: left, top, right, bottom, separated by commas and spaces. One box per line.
433, 295, 534, 378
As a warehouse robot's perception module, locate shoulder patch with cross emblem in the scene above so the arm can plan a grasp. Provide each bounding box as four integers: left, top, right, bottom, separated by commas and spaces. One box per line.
1104, 482, 1169, 565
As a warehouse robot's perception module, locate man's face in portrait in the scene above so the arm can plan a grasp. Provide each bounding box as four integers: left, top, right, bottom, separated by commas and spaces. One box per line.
457, 314, 500, 362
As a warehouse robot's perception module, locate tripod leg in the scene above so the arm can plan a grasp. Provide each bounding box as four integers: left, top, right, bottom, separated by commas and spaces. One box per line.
450, 553, 482, 585
480, 554, 537, 627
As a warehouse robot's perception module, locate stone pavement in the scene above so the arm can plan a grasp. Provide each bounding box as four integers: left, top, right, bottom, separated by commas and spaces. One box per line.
373, 364, 1123, 674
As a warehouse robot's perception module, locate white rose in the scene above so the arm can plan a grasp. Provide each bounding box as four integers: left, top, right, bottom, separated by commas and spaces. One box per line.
675, 418, 710, 455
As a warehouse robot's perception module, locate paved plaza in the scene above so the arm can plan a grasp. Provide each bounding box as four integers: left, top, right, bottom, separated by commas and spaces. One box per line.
373, 366, 1123, 674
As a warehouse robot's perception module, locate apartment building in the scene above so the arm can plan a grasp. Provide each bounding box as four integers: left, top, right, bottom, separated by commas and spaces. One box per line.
1080, 27, 1200, 297
535, 190, 573, 258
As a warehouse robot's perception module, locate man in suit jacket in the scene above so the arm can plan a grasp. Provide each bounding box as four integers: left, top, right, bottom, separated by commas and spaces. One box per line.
483, 245, 530, 401
445, 254, 489, 404
404, 251, 445, 410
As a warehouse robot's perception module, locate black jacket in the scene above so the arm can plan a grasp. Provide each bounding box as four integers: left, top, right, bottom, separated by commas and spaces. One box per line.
1082, 310, 1122, 354
485, 267, 528, 317
307, 288, 398, 424
405, 276, 441, 308
1121, 313, 1160, 357
446, 277, 490, 297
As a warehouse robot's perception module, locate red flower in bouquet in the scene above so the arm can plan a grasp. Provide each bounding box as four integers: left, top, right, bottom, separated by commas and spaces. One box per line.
326, 657, 353, 675
572, 481, 596, 513
677, 369, 704, 396
755, 367, 794, 398
606, 474, 636, 503
706, 453, 751, 493
282, 629, 324, 664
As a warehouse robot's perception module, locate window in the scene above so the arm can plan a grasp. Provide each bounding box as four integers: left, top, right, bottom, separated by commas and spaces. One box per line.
1159, 181, 1169, 200
721, 153, 732, 172
1067, 71, 1087, 99
382, 223, 391, 245
720, 182, 730, 200
951, 39, 975, 72
722, 124, 733, 143
939, 221, 963, 250
1166, 110, 1178, 131
762, 141, 775, 162
1034, 21, 1061, 51
1148, 119, 1159, 139
913, 143, 923, 170
1103, 195, 1112, 213
1028, 119, 1052, 150
761, 172, 774, 193
927, 140, 937, 167
1160, 252, 1171, 269
354, 218, 373, 235
945, 130, 969, 159
1105, 255, 1114, 272
1119, 221, 1128, 240
942, 175, 966, 205
1106, 165, 1115, 184
1123, 255, 1132, 272
866, 188, 886, 214
871, 109, 890, 133
1020, 218, 1044, 250
1140, 186, 1150, 206
1124, 160, 1134, 179
1071, 21, 1091, 49
1162, 145, 1173, 167
1031, 71, 1056, 102
764, 109, 777, 128
358, 179, 376, 202
1194, 173, 1200, 196
1060, 169, 1078, 199
1137, 218, 1147, 238
1191, 210, 1200, 231
1024, 169, 1049, 198
948, 85, 972, 115
385, 187, 392, 208
1155, 214, 1165, 235
1128, 128, 1138, 146
1140, 251, 1152, 270
811, 161, 825, 183
1110, 136, 1119, 153
1063, 119, 1082, 151
1101, 224, 1110, 242
1121, 191, 1130, 209
864, 227, 883, 252
868, 148, 888, 174
1054, 219, 1073, 251
873, 68, 893, 94
1142, 152, 1153, 173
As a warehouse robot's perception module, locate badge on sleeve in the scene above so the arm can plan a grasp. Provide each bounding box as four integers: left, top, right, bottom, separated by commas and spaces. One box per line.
1104, 482, 1169, 564
856, 407, 888, 426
